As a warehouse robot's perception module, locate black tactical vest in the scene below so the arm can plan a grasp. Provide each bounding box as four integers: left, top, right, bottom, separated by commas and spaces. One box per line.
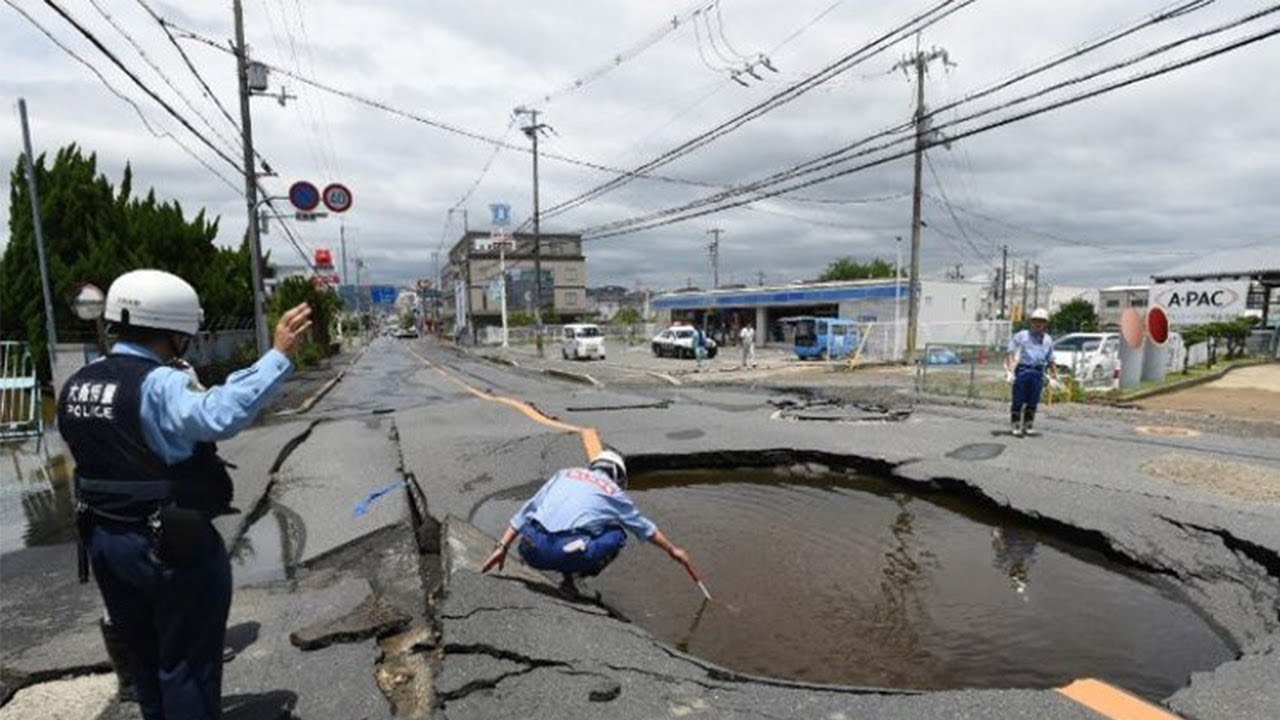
57, 353, 234, 520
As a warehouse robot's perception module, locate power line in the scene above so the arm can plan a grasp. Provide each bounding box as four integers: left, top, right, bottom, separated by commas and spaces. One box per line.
86, 0, 241, 158
924, 151, 996, 262
37, 0, 246, 176
577, 16, 1280, 239
572, 0, 1232, 237
4, 0, 241, 194
539, 0, 981, 222
135, 0, 240, 133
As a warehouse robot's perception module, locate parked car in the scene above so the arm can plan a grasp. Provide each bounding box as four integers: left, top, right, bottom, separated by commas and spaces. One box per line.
1053, 333, 1118, 382
651, 325, 718, 359
561, 323, 606, 360
924, 346, 962, 365
395, 326, 419, 339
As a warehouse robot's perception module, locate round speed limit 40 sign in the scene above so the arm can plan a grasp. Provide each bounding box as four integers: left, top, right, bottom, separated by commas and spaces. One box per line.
322, 183, 353, 213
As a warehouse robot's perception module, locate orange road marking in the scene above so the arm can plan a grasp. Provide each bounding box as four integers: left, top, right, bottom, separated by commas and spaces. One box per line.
1057, 679, 1184, 720
411, 348, 600, 461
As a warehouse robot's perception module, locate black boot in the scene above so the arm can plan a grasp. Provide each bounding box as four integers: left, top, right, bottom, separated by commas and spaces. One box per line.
99, 618, 137, 703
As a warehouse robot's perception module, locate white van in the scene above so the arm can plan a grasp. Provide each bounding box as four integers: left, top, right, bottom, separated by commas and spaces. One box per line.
561, 324, 606, 360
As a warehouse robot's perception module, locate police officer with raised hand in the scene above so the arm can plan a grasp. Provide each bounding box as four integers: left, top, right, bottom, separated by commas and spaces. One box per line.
58, 269, 311, 720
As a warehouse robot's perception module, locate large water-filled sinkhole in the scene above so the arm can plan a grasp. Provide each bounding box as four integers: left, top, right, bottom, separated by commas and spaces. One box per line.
473, 465, 1234, 700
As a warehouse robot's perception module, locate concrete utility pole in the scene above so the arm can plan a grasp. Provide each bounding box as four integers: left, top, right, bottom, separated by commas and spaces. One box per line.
233, 0, 269, 356
894, 236, 903, 360
1021, 260, 1030, 321
1033, 264, 1040, 310
707, 229, 723, 288
1000, 244, 1008, 319
18, 99, 59, 383
756, 270, 765, 286
894, 41, 952, 357
516, 107, 551, 357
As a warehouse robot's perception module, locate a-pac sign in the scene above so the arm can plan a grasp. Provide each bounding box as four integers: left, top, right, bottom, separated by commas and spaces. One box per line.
1150, 280, 1249, 324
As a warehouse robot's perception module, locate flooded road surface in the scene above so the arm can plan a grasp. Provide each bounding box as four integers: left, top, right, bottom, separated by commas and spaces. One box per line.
474, 467, 1233, 699
1, 438, 77, 554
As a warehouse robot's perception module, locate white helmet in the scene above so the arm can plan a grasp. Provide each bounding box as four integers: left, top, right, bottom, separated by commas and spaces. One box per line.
1030, 307, 1050, 321
589, 449, 628, 488
105, 269, 203, 335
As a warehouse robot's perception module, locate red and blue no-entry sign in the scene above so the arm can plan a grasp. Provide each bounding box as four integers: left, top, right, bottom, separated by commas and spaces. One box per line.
289, 181, 320, 212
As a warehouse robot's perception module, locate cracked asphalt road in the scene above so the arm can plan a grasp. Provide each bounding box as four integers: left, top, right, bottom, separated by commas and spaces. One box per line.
3, 339, 1278, 719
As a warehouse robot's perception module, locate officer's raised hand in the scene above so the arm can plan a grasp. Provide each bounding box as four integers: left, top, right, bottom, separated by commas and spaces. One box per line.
273, 303, 313, 357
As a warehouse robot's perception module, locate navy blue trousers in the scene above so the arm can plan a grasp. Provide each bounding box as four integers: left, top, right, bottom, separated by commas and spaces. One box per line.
89, 521, 231, 720
1010, 366, 1045, 423
517, 522, 627, 577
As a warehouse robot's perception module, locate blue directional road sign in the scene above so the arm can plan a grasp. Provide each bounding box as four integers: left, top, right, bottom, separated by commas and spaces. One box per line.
369, 285, 398, 307
489, 202, 512, 227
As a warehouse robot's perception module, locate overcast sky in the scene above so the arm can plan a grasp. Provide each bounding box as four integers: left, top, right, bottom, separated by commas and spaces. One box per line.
3, 0, 1278, 292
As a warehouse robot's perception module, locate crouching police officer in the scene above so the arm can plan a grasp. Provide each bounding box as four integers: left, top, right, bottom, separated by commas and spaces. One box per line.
58, 269, 311, 720
480, 450, 697, 594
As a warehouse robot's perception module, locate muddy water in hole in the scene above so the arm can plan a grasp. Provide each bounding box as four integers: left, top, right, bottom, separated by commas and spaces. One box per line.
474, 467, 1234, 700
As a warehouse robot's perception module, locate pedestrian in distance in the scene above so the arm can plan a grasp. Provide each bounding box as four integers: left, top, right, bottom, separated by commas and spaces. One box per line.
694, 325, 709, 372
481, 450, 699, 595
1004, 307, 1061, 437
58, 269, 312, 720
739, 325, 757, 368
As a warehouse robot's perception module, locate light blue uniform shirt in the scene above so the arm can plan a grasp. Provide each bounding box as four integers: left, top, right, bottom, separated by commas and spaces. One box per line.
112, 342, 293, 464
1007, 330, 1055, 369
509, 468, 658, 540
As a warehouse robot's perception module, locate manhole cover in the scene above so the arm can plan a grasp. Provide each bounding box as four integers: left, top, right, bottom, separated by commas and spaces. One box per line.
946, 443, 1007, 461
1133, 425, 1202, 438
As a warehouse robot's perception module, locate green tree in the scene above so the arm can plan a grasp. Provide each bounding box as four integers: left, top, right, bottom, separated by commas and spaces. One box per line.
612, 307, 641, 325
507, 310, 535, 327
817, 256, 897, 282
2, 145, 258, 380
268, 276, 342, 364
1047, 298, 1099, 335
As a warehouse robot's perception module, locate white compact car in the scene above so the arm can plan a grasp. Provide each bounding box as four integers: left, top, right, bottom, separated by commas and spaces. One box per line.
561, 324, 606, 360
651, 325, 718, 359
1053, 333, 1119, 383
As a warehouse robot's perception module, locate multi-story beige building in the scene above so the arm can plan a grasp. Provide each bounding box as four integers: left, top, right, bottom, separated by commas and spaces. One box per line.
441, 231, 587, 330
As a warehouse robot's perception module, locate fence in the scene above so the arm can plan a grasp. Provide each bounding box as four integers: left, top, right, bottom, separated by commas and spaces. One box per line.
477, 323, 658, 347
1, 341, 42, 440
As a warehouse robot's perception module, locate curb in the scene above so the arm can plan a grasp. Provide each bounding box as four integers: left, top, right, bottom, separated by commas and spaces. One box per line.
645, 370, 682, 386
275, 343, 370, 416
1119, 359, 1273, 403
542, 367, 602, 388
480, 354, 520, 368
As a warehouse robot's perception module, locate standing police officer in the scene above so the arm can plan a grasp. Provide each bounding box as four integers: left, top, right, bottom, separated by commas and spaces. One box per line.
1004, 307, 1060, 437
58, 269, 311, 719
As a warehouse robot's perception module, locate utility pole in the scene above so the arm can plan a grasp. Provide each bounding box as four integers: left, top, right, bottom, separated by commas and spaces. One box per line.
515, 107, 551, 357
18, 99, 59, 385
1021, 260, 1030, 322
894, 236, 903, 360
233, 0, 269, 356
894, 41, 951, 357
707, 229, 723, 288
340, 222, 349, 285
1033, 264, 1040, 310
1000, 244, 1008, 319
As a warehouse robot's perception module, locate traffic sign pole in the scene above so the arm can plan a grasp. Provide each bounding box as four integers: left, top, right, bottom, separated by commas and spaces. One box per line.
499, 242, 509, 349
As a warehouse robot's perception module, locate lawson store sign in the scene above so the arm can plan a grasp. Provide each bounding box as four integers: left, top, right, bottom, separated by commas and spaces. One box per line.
1150, 280, 1249, 324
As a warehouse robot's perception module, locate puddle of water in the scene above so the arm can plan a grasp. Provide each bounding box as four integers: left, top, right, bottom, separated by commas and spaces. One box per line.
473, 467, 1234, 699
1, 439, 78, 554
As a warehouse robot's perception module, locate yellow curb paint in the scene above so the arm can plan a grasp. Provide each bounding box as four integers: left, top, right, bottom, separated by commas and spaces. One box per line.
1057, 679, 1183, 720
411, 348, 601, 461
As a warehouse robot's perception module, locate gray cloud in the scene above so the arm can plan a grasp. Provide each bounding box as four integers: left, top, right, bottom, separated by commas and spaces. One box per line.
3, 0, 1277, 293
